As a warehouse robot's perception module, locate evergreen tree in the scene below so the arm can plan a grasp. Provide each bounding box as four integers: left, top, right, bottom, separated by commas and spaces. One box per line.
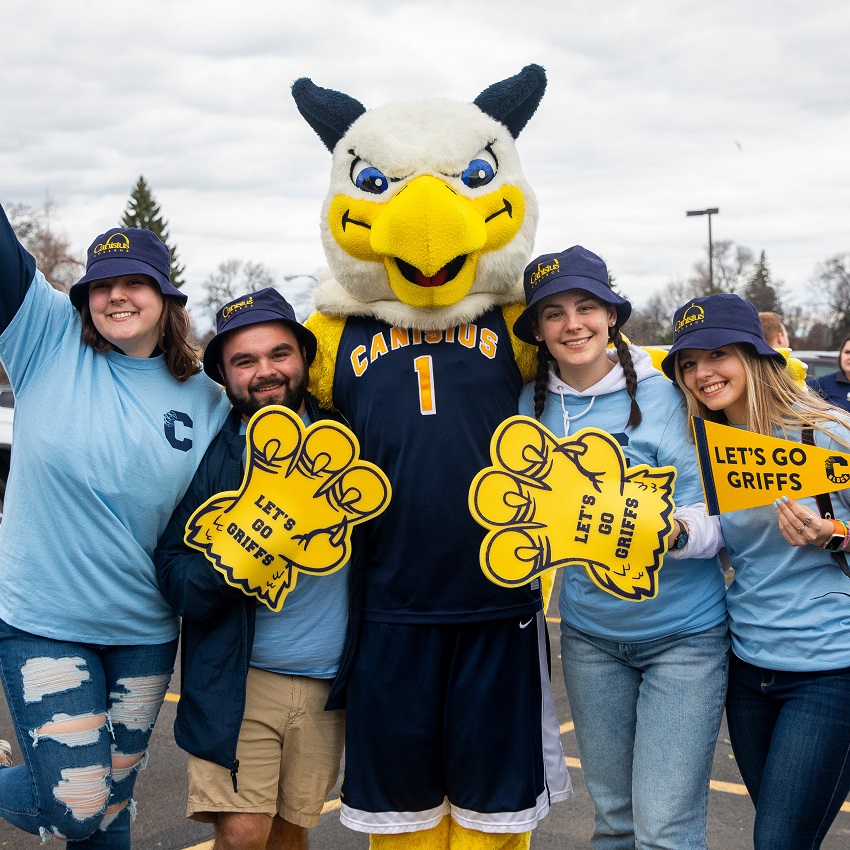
120, 176, 185, 288
744, 251, 782, 313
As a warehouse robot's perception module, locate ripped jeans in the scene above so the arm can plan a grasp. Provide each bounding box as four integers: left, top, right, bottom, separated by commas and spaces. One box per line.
0, 617, 177, 848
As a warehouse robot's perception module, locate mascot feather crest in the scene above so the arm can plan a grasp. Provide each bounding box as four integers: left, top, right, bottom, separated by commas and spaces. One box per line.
292, 66, 569, 850
292, 66, 546, 330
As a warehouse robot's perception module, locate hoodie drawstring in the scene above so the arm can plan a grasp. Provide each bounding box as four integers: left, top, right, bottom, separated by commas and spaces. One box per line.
558, 390, 596, 436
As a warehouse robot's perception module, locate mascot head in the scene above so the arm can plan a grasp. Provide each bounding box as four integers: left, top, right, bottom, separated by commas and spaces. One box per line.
292, 65, 546, 329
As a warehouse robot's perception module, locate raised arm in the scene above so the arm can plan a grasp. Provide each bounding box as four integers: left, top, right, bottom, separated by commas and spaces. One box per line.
0, 201, 37, 334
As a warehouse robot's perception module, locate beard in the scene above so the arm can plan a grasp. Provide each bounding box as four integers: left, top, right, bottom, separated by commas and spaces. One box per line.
225, 369, 309, 420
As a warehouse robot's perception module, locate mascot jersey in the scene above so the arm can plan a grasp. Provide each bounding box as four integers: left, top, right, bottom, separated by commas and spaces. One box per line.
335, 311, 540, 623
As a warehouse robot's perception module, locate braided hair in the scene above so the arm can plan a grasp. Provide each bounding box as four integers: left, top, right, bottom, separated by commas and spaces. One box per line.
531, 324, 642, 430
610, 325, 642, 430
533, 344, 553, 420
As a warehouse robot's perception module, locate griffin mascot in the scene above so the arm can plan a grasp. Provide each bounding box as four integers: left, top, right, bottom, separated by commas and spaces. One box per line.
292, 65, 571, 850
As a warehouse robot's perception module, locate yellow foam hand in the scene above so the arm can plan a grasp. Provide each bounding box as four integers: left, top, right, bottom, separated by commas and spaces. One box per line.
469, 416, 677, 601
185, 406, 391, 611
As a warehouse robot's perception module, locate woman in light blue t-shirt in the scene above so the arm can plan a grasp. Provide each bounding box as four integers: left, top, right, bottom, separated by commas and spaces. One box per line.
514, 246, 728, 850
0, 201, 229, 848
663, 292, 850, 850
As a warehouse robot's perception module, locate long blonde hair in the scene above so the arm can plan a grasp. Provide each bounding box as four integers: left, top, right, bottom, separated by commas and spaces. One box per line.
675, 344, 850, 447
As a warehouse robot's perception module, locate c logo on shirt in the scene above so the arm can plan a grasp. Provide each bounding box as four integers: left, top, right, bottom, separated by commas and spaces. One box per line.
164, 410, 193, 452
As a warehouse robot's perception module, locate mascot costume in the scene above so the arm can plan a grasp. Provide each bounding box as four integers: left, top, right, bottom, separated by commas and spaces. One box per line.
292, 65, 571, 850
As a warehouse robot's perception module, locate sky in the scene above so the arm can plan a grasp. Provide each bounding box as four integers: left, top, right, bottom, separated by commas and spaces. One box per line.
2, 0, 848, 330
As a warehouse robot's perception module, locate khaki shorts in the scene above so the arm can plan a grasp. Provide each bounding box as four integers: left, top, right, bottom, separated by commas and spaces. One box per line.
187, 667, 345, 829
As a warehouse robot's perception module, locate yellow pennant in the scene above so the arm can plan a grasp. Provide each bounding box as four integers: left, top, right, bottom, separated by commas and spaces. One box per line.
184, 406, 391, 611
469, 416, 677, 601
692, 417, 850, 514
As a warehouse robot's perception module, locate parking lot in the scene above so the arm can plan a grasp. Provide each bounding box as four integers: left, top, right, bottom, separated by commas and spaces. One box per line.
1, 600, 848, 850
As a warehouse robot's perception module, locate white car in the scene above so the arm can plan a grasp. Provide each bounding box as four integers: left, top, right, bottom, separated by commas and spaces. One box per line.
0, 386, 13, 520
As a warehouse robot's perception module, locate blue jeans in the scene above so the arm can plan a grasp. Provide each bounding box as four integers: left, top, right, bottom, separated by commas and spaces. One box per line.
560, 620, 729, 850
726, 653, 850, 850
0, 618, 177, 848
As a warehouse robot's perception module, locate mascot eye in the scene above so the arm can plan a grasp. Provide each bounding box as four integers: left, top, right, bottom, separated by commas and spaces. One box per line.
353, 163, 389, 195
461, 154, 496, 189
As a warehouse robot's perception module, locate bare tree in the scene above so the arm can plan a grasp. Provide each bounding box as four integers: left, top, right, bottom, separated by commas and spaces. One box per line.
200, 259, 275, 321
627, 278, 691, 345
689, 240, 755, 296
6, 199, 83, 291
812, 253, 850, 347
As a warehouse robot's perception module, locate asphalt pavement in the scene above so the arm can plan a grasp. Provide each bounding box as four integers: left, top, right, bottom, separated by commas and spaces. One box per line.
1, 607, 848, 849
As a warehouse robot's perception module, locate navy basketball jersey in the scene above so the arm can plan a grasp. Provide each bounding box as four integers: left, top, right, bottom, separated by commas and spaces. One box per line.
333, 308, 541, 623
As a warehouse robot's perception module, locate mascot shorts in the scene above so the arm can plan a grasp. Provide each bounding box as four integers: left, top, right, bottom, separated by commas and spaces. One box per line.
339, 611, 571, 834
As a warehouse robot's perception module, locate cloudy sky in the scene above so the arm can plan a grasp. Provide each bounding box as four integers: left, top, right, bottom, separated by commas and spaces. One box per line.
2, 0, 848, 329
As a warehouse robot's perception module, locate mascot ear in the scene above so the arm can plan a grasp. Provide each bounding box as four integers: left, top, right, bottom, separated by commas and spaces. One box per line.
473, 64, 547, 139
291, 77, 367, 152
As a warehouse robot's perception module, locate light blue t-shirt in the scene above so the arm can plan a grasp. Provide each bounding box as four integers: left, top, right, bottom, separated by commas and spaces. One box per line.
720, 423, 850, 672
0, 271, 230, 644
243, 417, 350, 678
519, 355, 727, 642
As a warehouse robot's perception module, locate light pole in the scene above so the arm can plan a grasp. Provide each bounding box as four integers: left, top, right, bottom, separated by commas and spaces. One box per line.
686, 208, 719, 290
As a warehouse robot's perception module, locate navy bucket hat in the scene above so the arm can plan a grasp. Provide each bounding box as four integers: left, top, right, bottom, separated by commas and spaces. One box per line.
660, 293, 787, 382
513, 246, 631, 345
203, 287, 317, 382
69, 228, 185, 309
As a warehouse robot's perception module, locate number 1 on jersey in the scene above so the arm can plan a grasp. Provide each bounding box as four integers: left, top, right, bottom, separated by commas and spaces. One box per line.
413, 355, 436, 415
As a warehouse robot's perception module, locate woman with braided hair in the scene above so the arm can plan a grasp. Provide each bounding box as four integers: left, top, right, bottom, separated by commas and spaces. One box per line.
513, 246, 729, 850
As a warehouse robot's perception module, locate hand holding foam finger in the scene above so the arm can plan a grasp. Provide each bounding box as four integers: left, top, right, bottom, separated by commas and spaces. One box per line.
185, 406, 391, 610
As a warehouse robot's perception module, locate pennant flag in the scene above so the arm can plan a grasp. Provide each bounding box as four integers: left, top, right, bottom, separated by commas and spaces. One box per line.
692, 416, 850, 514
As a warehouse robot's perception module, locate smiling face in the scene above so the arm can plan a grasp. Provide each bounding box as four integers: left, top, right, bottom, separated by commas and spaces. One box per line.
678, 346, 749, 425
88, 275, 165, 358
220, 321, 309, 421
532, 291, 617, 391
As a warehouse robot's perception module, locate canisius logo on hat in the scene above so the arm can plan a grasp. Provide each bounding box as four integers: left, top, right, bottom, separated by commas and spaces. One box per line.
93, 233, 130, 256
674, 303, 705, 336
221, 296, 255, 321
528, 257, 560, 288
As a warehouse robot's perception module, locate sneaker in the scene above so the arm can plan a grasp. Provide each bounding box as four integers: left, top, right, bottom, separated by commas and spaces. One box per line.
0, 739, 11, 768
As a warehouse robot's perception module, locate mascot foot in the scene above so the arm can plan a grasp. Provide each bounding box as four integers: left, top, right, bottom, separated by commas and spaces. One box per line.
370, 816, 450, 850
450, 821, 531, 850
368, 817, 531, 850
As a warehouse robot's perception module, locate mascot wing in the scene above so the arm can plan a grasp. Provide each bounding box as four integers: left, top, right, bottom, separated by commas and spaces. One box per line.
292, 65, 547, 331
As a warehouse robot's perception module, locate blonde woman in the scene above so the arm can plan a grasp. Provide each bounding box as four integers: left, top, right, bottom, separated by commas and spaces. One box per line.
662, 292, 850, 850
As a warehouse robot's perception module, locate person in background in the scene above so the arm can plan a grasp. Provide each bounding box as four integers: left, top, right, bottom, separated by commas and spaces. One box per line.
663, 292, 850, 850
156, 289, 352, 850
0, 201, 229, 847
807, 334, 850, 413
514, 245, 728, 850
758, 311, 789, 350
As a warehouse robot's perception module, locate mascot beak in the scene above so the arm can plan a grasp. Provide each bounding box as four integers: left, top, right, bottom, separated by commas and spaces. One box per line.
328, 175, 526, 310
371, 175, 486, 279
